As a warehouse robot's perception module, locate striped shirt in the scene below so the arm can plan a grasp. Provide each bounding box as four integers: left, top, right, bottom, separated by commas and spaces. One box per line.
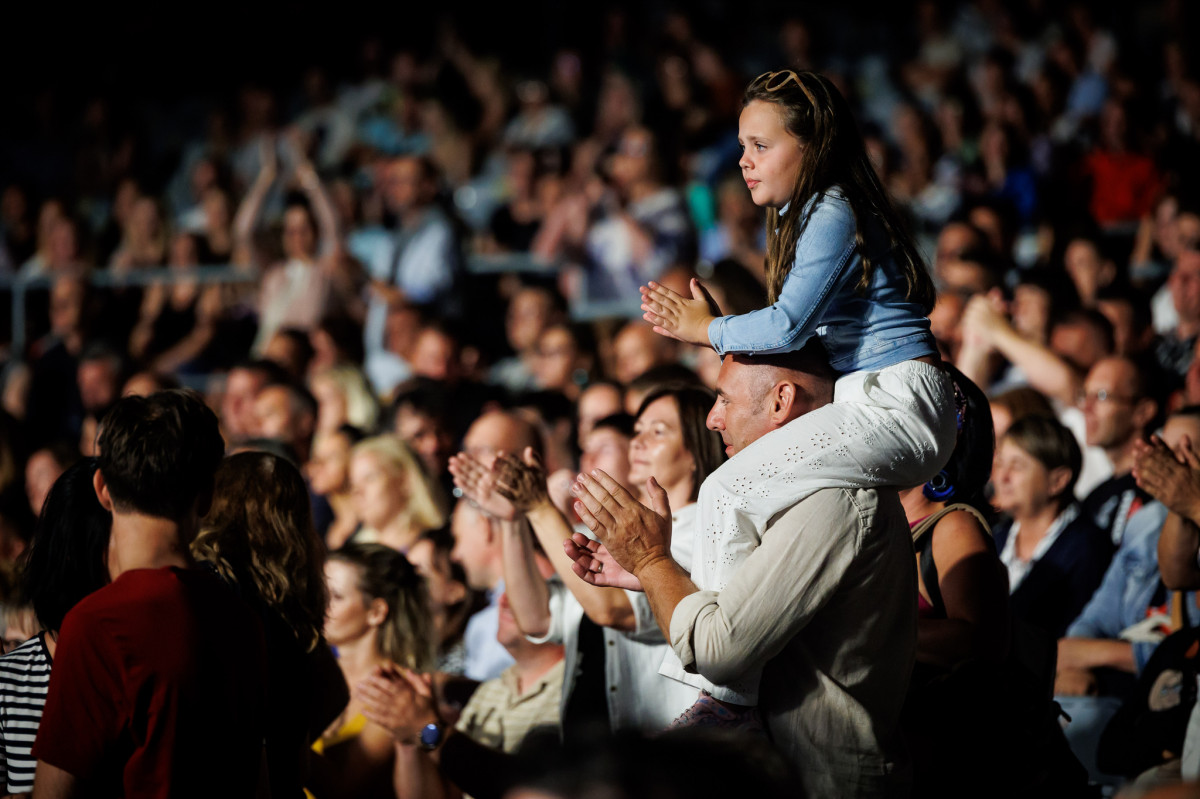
0, 634, 51, 793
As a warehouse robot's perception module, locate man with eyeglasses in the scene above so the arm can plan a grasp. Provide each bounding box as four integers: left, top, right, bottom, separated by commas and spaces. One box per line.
1077, 356, 1161, 548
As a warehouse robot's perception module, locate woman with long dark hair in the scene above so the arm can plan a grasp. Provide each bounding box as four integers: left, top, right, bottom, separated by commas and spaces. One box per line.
0, 458, 110, 797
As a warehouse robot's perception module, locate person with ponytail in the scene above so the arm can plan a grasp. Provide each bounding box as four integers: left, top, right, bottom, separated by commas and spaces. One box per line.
309, 543, 434, 799
636, 70, 957, 724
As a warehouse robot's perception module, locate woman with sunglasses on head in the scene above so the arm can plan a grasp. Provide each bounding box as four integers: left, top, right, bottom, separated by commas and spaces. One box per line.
638, 70, 957, 724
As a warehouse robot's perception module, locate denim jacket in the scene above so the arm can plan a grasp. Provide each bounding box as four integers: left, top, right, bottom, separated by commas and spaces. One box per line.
1065, 501, 1200, 672
707, 189, 936, 373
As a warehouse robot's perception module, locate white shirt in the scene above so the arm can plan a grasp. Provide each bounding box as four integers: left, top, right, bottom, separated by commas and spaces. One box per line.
532, 505, 699, 731
999, 503, 1081, 593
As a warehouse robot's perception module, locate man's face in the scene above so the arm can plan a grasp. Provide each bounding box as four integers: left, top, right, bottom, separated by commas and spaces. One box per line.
222, 368, 265, 440
705, 356, 825, 456
1081, 358, 1140, 449
253, 386, 294, 442
1170, 250, 1200, 323
463, 412, 535, 469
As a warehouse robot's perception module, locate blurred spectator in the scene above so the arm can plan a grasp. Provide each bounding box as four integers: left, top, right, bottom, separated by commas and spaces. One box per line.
992, 414, 1110, 638
24, 442, 78, 518
348, 434, 445, 552
306, 424, 366, 550
309, 363, 379, 437
219, 358, 291, 445
252, 380, 318, 464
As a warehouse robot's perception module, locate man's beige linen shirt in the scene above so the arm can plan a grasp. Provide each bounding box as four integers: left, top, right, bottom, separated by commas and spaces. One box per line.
669, 487, 917, 799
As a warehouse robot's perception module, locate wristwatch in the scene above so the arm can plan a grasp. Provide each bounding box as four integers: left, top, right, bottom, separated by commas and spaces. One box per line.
419, 721, 445, 751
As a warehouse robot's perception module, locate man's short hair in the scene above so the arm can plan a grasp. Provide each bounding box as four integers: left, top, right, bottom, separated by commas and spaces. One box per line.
260, 379, 318, 422
729, 339, 835, 383
97, 390, 225, 519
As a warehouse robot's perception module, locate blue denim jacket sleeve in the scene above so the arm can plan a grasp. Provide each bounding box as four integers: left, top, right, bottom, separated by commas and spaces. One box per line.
1065, 501, 1167, 674
708, 194, 859, 356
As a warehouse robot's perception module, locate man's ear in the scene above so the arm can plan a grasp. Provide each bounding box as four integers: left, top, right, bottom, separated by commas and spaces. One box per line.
93, 469, 114, 512
771, 381, 797, 425
1132, 397, 1157, 433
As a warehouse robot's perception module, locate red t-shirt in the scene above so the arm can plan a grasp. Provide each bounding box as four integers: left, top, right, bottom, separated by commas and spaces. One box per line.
1085, 149, 1162, 227
33, 567, 266, 798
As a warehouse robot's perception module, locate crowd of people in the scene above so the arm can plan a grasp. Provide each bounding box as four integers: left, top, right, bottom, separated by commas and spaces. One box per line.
1, 1, 1200, 797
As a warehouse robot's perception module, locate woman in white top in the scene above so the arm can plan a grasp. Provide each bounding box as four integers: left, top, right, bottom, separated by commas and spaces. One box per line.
451, 384, 725, 731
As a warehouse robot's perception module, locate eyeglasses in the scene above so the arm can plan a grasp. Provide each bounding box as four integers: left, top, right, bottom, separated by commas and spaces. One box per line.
1075, 388, 1137, 407
749, 70, 818, 106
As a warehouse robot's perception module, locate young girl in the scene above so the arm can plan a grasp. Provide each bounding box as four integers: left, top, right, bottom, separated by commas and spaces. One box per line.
640, 70, 958, 724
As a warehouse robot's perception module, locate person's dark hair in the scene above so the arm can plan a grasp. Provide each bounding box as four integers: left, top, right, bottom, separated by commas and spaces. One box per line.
328, 542, 434, 671
591, 412, 636, 439
193, 452, 328, 652
390, 377, 453, 431
989, 386, 1054, 425
1095, 285, 1153, 340
1171, 405, 1200, 426
96, 390, 225, 519
922, 366, 994, 516
231, 358, 292, 388
948, 245, 1006, 293
627, 364, 703, 395
270, 327, 316, 378
1002, 415, 1081, 509
743, 70, 935, 313
1014, 267, 1081, 319
316, 313, 366, 367
706, 258, 769, 315
261, 379, 319, 422
636, 385, 726, 502
20, 458, 110, 632
1051, 308, 1115, 362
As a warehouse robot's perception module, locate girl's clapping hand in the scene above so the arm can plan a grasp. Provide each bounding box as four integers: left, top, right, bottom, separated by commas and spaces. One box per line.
640, 279, 722, 348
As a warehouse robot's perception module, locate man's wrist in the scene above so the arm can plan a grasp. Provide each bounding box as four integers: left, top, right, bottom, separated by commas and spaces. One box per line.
631, 550, 680, 582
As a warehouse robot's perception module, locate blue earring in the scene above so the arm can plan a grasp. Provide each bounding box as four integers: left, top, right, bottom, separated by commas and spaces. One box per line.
923, 470, 955, 502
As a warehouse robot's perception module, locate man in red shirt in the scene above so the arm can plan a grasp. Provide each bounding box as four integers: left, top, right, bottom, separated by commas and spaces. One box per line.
32, 390, 267, 798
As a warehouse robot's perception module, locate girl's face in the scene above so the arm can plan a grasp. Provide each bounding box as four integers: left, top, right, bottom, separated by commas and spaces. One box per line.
628, 396, 695, 497
738, 99, 806, 209
324, 560, 377, 647
349, 451, 408, 531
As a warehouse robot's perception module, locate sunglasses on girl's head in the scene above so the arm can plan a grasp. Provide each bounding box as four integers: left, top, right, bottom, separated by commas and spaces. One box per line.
751, 70, 802, 92
749, 70, 818, 105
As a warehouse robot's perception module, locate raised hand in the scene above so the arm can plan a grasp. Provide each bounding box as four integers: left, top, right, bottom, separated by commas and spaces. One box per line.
640, 279, 720, 348
494, 447, 551, 513
563, 532, 644, 591
1134, 434, 1200, 522
449, 451, 517, 521
570, 469, 674, 578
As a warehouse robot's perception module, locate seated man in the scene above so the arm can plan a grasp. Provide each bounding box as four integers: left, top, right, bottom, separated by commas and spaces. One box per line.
33, 390, 267, 798
568, 346, 918, 799
356, 592, 565, 798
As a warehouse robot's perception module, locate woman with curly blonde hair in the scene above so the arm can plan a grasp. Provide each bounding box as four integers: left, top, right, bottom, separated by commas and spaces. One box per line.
193, 451, 348, 799
348, 435, 446, 553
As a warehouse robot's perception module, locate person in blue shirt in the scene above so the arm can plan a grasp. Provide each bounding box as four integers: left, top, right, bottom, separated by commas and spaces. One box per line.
637, 69, 957, 727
